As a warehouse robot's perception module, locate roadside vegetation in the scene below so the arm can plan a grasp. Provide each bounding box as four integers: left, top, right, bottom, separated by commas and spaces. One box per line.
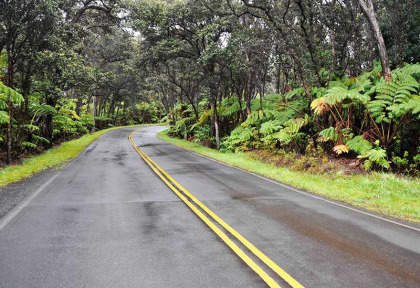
0, 125, 143, 187
158, 130, 420, 223
0, 1, 162, 166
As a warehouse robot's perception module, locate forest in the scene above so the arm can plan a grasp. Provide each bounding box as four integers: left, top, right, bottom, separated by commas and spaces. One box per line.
1, 0, 419, 175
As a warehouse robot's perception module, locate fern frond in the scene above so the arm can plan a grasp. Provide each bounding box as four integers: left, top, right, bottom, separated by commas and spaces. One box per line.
222, 100, 244, 116
32, 134, 50, 144
284, 87, 305, 100
0, 99, 6, 110
318, 127, 338, 142
24, 124, 40, 132
347, 135, 372, 155
259, 120, 283, 135
30, 104, 57, 118
364, 148, 389, 169
272, 129, 292, 144
399, 63, 420, 78
311, 97, 330, 115
333, 144, 349, 155
22, 141, 37, 149
0, 82, 24, 105
0, 111, 10, 124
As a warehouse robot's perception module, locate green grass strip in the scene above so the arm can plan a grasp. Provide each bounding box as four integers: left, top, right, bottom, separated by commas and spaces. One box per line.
0, 125, 152, 187
157, 131, 420, 223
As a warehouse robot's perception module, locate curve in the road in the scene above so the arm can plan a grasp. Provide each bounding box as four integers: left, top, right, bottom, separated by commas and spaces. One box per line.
129, 129, 304, 288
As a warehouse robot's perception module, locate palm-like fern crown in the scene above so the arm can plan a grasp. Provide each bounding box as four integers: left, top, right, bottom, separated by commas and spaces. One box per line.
368, 69, 419, 122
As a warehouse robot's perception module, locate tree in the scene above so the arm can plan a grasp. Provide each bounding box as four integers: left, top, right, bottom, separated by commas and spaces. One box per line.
357, 0, 391, 79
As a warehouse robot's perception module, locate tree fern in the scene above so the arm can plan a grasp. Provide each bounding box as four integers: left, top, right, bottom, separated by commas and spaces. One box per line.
259, 120, 283, 135
222, 100, 244, 116
0, 82, 24, 105
347, 135, 372, 155
367, 72, 419, 122
0, 99, 7, 110
284, 87, 305, 100
32, 134, 50, 144
333, 144, 349, 155
242, 110, 274, 127
361, 148, 390, 170
24, 124, 40, 132
324, 87, 370, 105
0, 111, 10, 124
21, 141, 37, 149
318, 127, 339, 142
30, 104, 57, 119
271, 115, 309, 144
399, 63, 420, 78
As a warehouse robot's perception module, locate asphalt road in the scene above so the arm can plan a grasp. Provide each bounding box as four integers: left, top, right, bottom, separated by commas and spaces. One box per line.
0, 126, 419, 287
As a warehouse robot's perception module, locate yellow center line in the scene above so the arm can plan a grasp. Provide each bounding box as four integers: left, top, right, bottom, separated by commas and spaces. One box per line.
129, 129, 305, 288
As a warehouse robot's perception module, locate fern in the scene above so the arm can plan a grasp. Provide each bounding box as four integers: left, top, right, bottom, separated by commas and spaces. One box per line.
271, 115, 310, 144
0, 82, 24, 105
30, 104, 57, 119
24, 124, 40, 132
367, 72, 419, 122
399, 63, 420, 78
198, 109, 212, 125
324, 87, 370, 105
283, 115, 309, 133
361, 148, 390, 169
0, 99, 7, 110
259, 120, 283, 135
222, 100, 244, 116
272, 129, 293, 143
242, 110, 274, 127
0, 110, 10, 124
32, 134, 50, 144
284, 87, 305, 100
347, 135, 372, 155
318, 127, 339, 142
22, 141, 37, 149
333, 144, 349, 155
328, 81, 347, 89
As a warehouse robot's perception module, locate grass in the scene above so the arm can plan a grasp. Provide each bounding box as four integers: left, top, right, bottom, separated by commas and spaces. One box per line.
0, 125, 151, 187
157, 131, 420, 223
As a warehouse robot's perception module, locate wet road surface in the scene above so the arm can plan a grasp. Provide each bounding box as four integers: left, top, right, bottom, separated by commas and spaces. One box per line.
0, 126, 419, 287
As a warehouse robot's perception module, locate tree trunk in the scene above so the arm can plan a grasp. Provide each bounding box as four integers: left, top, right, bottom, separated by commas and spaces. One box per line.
6, 91, 12, 164
6, 55, 14, 164
368, 32, 374, 70
245, 52, 252, 115
210, 97, 220, 149
330, 29, 337, 70
358, 0, 392, 80
92, 96, 97, 133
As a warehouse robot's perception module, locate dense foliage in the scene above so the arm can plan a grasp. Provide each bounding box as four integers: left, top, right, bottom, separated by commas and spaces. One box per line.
1, 0, 419, 175
0, 0, 161, 164
130, 0, 420, 175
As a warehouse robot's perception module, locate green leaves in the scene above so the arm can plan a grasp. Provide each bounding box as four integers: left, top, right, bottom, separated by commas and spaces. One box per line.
259, 120, 283, 135
318, 127, 339, 142
347, 136, 372, 155
367, 72, 419, 123
361, 148, 390, 170
0, 111, 10, 124
347, 135, 389, 170
324, 86, 370, 105
0, 82, 24, 105
270, 115, 310, 145
30, 104, 57, 122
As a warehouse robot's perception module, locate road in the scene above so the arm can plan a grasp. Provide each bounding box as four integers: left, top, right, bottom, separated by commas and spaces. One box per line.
0, 126, 419, 287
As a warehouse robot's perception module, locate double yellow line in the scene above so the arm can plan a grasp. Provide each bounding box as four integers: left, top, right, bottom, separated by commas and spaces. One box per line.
129, 129, 304, 288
